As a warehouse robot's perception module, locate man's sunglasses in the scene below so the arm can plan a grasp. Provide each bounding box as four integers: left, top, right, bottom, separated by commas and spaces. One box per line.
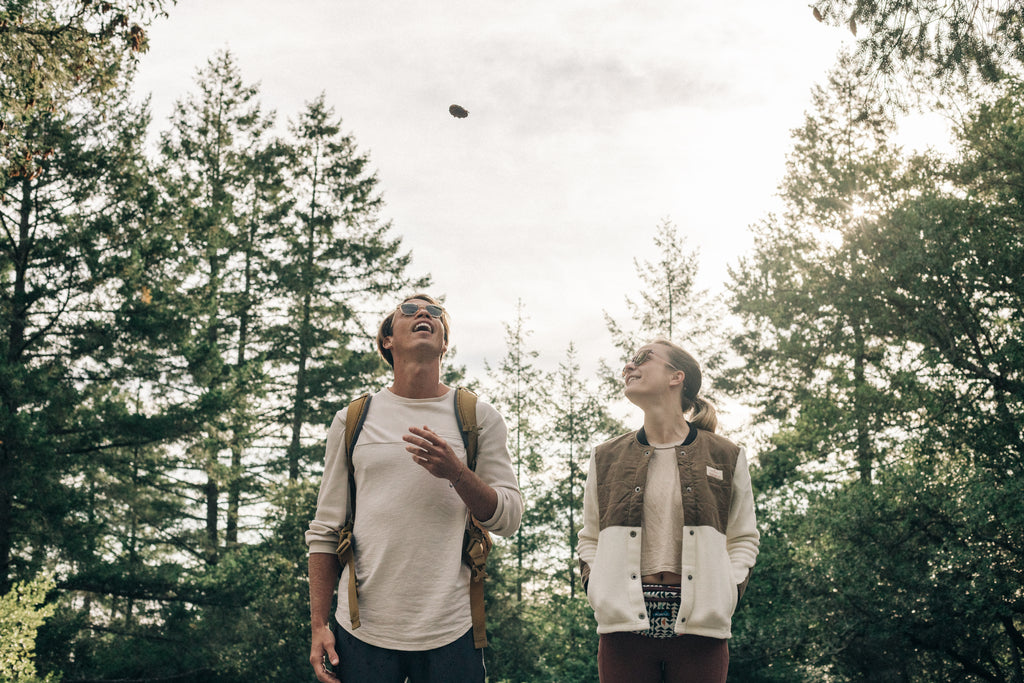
398, 302, 444, 318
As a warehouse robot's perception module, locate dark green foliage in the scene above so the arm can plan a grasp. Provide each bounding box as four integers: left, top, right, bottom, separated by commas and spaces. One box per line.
0, 72, 165, 594
5, 45, 428, 682
810, 0, 1024, 108
727, 60, 1024, 681
0, 0, 171, 177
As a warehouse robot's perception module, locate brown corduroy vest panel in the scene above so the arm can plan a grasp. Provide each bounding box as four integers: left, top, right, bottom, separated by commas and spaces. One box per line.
592, 429, 741, 536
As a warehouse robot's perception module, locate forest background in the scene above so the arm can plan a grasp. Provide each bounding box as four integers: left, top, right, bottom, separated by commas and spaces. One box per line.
2, 1, 1023, 682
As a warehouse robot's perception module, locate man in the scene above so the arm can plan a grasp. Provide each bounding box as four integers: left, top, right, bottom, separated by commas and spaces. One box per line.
307, 294, 523, 683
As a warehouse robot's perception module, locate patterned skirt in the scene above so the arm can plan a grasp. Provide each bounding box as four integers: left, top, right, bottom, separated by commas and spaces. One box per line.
638, 584, 682, 639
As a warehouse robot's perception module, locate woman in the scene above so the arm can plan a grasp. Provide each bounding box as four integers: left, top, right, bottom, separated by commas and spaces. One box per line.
578, 339, 759, 682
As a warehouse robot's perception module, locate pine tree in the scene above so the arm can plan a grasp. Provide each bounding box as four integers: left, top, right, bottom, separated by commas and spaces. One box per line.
272, 93, 427, 485
480, 301, 547, 683
726, 50, 911, 485
484, 300, 546, 600
546, 343, 620, 594
155, 50, 277, 565
529, 344, 616, 682
601, 218, 726, 406
0, 74, 161, 594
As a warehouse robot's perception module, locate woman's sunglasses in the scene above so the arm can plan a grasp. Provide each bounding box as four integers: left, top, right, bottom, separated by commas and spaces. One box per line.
398, 302, 444, 318
625, 348, 679, 372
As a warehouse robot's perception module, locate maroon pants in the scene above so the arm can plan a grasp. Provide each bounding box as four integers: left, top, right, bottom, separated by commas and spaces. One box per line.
598, 631, 729, 683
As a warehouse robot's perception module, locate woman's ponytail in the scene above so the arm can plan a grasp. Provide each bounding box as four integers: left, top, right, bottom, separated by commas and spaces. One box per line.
652, 339, 719, 433
689, 396, 718, 433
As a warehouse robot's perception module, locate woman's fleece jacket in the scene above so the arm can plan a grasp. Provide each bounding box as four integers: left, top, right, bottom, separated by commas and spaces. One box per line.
577, 427, 759, 639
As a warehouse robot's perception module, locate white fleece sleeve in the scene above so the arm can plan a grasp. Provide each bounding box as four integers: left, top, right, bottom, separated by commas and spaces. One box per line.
726, 446, 760, 585
576, 448, 600, 584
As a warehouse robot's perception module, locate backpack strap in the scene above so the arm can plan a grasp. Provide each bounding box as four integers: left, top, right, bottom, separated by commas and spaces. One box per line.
454, 387, 490, 648
336, 394, 371, 630
454, 387, 479, 466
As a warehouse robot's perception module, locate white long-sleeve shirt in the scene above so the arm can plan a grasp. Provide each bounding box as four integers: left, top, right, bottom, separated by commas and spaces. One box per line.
306, 388, 522, 650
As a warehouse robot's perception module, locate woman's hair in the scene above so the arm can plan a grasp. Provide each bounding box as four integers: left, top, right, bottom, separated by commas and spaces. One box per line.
376, 293, 450, 368
651, 339, 718, 433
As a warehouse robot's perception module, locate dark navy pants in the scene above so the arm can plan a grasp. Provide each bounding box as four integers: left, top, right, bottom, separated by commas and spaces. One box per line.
333, 625, 485, 683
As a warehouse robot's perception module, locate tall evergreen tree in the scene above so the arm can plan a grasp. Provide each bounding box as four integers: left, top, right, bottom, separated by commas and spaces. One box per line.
480, 301, 547, 683
484, 300, 546, 599
272, 93, 427, 485
533, 345, 617, 682
543, 343, 619, 595
726, 50, 911, 486
601, 218, 725, 402
155, 50, 277, 565
0, 74, 161, 594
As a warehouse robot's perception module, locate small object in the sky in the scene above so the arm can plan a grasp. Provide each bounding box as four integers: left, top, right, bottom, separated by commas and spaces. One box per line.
848, 16, 857, 35
449, 104, 469, 119
813, 7, 823, 21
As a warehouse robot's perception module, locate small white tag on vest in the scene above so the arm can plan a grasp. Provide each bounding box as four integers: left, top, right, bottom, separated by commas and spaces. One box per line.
706, 466, 724, 480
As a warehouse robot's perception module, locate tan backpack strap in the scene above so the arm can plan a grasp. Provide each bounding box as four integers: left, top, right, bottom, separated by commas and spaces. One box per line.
339, 394, 371, 630
470, 577, 487, 648
345, 394, 372, 469
454, 387, 479, 469
464, 516, 492, 648
454, 387, 490, 647
335, 526, 360, 629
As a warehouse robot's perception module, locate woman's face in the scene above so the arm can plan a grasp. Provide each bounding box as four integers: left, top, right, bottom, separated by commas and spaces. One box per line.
622, 344, 683, 403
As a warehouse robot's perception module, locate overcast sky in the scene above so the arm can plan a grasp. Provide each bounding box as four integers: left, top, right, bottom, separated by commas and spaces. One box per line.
132, 1, 923, 425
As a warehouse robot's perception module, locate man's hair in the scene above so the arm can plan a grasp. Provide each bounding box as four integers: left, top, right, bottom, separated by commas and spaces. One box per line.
376, 293, 451, 368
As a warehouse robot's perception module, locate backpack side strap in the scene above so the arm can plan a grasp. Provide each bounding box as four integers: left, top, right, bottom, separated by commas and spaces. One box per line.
337, 394, 371, 630
454, 387, 480, 469
454, 387, 490, 648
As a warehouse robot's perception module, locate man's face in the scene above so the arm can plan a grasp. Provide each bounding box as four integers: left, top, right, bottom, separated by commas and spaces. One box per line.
383, 299, 448, 362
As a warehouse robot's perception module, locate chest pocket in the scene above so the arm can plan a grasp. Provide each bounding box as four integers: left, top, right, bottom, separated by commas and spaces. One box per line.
685, 459, 734, 533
